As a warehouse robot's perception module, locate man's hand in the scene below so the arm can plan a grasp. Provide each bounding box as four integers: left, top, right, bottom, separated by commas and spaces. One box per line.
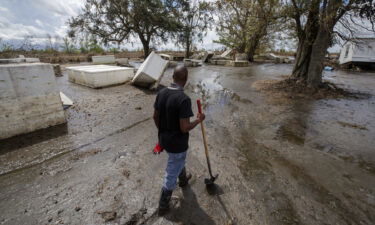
153, 143, 164, 154
180, 114, 205, 133
197, 113, 205, 123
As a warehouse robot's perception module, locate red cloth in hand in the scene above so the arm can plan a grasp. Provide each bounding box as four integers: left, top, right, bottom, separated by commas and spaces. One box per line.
153, 143, 164, 154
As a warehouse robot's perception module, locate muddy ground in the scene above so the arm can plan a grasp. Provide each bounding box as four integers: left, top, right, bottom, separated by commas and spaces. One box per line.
0, 63, 374, 225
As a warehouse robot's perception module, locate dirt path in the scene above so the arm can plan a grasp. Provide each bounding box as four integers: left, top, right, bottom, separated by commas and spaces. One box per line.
1, 64, 374, 225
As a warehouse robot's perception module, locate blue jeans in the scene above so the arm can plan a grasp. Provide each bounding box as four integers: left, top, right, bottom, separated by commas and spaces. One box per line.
163, 151, 187, 191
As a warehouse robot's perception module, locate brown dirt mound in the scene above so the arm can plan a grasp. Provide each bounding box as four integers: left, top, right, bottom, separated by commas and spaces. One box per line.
252, 77, 369, 100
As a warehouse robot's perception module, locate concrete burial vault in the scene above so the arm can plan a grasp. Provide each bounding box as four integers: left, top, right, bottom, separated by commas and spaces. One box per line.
0, 63, 66, 140
66, 65, 134, 88
92, 55, 116, 64
132, 51, 169, 87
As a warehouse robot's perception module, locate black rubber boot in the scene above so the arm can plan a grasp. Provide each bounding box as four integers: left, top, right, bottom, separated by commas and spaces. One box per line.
178, 167, 192, 187
158, 188, 172, 216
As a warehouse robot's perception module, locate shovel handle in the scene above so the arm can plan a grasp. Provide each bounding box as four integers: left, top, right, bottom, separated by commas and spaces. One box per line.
197, 99, 203, 114
196, 99, 215, 179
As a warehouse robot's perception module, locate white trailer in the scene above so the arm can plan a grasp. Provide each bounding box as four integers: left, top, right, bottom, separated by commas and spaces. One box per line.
339, 38, 375, 65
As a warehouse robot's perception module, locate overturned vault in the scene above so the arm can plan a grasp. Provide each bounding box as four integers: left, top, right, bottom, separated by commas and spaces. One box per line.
132, 51, 169, 87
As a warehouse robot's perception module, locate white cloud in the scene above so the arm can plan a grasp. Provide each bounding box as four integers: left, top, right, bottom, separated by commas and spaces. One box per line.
0, 6, 9, 12
35, 19, 44, 27
0, 0, 83, 41
0, 16, 46, 40
34, 0, 83, 17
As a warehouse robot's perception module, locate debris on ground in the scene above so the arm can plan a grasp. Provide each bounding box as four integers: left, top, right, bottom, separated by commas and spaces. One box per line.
97, 211, 117, 222
53, 64, 62, 76
338, 121, 368, 130
252, 77, 368, 100
124, 208, 147, 225
60, 92, 73, 109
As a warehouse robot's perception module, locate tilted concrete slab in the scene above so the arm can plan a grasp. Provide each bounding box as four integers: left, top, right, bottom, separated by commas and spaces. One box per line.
92, 55, 116, 64
66, 65, 134, 88
220, 49, 233, 58
132, 51, 169, 87
60, 92, 73, 108
0, 63, 66, 140
159, 54, 174, 61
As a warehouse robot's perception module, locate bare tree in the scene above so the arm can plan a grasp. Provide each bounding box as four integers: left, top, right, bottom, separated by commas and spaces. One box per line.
19, 35, 35, 51
61, 36, 76, 53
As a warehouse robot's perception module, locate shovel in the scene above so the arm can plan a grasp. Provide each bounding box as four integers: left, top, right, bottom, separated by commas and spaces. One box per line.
197, 99, 218, 193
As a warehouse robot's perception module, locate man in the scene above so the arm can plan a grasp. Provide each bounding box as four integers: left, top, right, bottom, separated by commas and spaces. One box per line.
153, 65, 205, 215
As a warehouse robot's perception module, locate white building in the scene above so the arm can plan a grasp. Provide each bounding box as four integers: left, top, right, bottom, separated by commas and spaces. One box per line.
339, 38, 375, 65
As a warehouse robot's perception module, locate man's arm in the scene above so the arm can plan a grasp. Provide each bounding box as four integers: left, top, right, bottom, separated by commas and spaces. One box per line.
179, 113, 205, 133
153, 110, 159, 129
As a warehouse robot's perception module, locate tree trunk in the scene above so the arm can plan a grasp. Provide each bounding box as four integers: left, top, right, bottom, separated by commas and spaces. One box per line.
306, 26, 331, 88
291, 38, 313, 80
291, 0, 320, 81
185, 32, 191, 58
142, 43, 150, 58
247, 52, 254, 62
246, 36, 259, 62
139, 34, 151, 58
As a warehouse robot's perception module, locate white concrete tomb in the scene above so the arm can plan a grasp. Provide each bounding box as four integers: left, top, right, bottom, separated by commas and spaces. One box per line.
92, 55, 116, 64
132, 51, 169, 87
0, 63, 66, 139
66, 65, 134, 88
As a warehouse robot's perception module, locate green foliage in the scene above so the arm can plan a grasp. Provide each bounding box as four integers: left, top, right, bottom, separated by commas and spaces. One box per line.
61, 37, 77, 54
77, 36, 105, 54
177, 0, 214, 57
108, 47, 120, 54
0, 38, 14, 52
43, 48, 58, 54
69, 0, 185, 57
214, 0, 281, 60
89, 44, 105, 54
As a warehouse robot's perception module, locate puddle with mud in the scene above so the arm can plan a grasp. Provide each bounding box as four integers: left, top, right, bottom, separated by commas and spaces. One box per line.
1, 63, 374, 224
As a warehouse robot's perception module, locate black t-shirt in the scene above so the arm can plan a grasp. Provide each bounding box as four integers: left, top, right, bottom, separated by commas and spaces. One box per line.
154, 87, 194, 153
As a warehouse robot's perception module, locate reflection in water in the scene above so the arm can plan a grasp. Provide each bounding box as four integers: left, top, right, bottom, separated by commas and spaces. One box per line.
276, 101, 312, 146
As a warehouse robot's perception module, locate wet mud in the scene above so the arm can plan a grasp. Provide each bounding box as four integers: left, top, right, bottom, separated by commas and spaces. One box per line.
1, 63, 374, 224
